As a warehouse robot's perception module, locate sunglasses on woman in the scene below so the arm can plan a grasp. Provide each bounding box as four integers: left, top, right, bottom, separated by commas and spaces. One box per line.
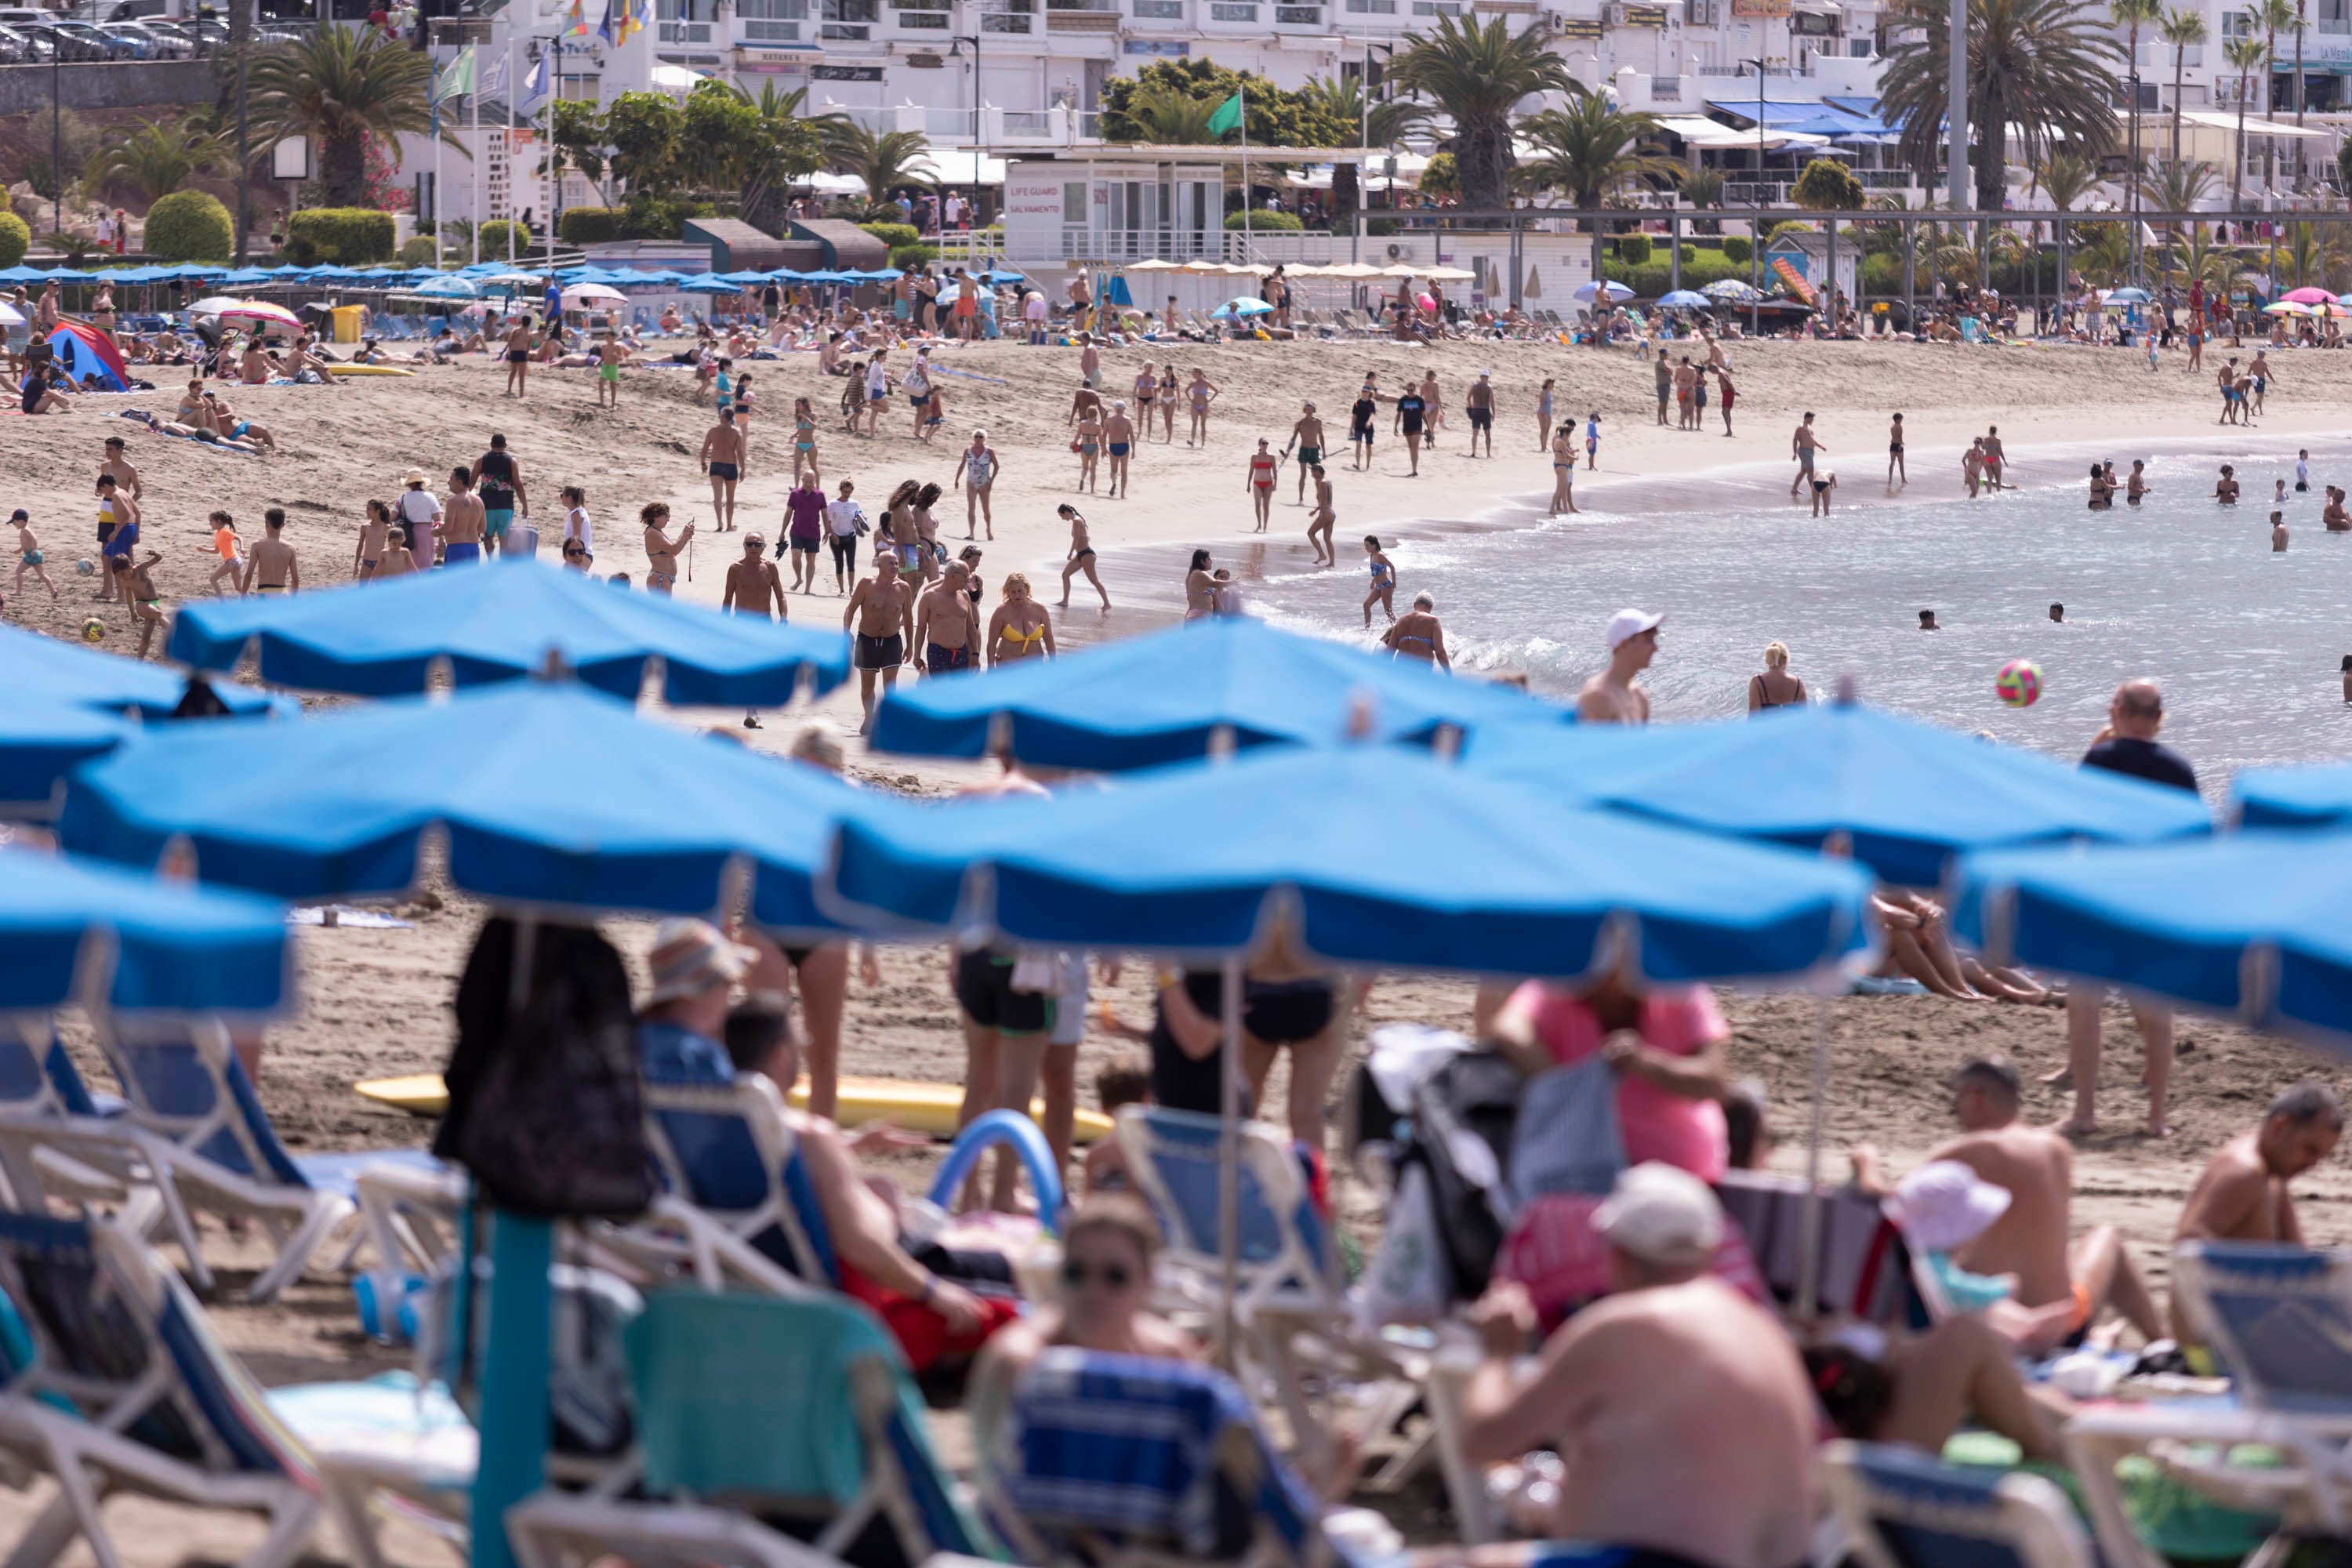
1061, 1259, 1132, 1290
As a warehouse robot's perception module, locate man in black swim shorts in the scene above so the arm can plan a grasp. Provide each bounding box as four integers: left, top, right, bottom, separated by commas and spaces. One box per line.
844, 548, 916, 735
953, 942, 1060, 1209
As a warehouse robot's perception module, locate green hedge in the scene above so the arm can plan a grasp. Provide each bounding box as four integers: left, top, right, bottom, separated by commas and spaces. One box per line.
558, 207, 623, 245
860, 221, 919, 249
397, 234, 440, 267
1722, 235, 1752, 263
1616, 233, 1651, 265
887, 242, 938, 270
1602, 247, 1755, 298
143, 190, 233, 263
285, 207, 394, 265
1226, 209, 1304, 231
477, 220, 529, 259
0, 211, 28, 269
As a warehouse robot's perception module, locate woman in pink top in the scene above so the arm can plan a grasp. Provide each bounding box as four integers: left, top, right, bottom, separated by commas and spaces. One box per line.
1497, 971, 1732, 1181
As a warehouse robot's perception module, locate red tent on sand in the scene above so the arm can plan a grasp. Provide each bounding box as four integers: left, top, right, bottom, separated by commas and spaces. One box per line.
46, 321, 132, 392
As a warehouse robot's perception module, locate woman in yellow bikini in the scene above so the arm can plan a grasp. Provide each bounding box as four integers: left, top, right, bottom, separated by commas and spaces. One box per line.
987, 572, 1056, 666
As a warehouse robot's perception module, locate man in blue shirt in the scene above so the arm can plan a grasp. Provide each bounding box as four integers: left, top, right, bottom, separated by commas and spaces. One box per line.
543, 277, 564, 326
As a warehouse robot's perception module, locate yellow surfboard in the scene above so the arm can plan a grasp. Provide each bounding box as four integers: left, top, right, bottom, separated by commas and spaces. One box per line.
354, 1072, 1112, 1143
328, 365, 417, 377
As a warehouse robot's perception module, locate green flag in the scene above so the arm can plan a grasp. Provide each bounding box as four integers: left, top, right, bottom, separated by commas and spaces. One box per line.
434, 45, 477, 105
1207, 89, 1243, 138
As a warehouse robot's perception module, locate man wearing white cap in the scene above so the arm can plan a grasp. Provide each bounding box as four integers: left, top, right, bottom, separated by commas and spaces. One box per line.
1579, 609, 1660, 724
637, 920, 992, 1341
1457, 1163, 1817, 1568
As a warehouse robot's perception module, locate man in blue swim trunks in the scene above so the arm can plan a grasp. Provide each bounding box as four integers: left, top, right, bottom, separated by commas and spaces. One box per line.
472, 434, 526, 556
441, 465, 487, 564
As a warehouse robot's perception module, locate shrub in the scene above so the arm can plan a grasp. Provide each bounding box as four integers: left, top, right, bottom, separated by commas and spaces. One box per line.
0, 211, 28, 269
619, 191, 712, 240
558, 206, 622, 245
1792, 158, 1865, 212
397, 234, 441, 267
1601, 246, 1755, 299
1616, 232, 1651, 265
859, 220, 920, 249
285, 207, 395, 265
143, 190, 233, 263
1722, 235, 1752, 263
1225, 209, 1303, 230
887, 241, 938, 270
477, 220, 529, 259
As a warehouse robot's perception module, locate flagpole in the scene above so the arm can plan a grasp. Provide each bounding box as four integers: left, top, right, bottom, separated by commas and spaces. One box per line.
506, 35, 517, 264
432, 88, 444, 271
1238, 85, 1252, 264
471, 67, 482, 267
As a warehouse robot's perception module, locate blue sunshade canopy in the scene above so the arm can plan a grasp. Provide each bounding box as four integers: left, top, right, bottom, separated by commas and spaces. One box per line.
1463, 702, 2214, 887
167, 558, 849, 706
826, 744, 1876, 981
1954, 833, 2352, 1043
60, 683, 876, 930
2, 623, 281, 721
2233, 761, 2352, 829
0, 701, 133, 820
869, 618, 1573, 770
0, 848, 291, 1014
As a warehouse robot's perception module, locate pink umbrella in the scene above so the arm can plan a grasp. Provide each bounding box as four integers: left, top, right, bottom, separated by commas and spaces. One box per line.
2281, 285, 2335, 305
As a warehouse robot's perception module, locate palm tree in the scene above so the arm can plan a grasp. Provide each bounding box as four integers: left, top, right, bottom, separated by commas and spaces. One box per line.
2252, 0, 2296, 191
2033, 151, 2096, 292
731, 82, 836, 230
2161, 6, 2208, 165
2112, 0, 2161, 181
2225, 32, 2268, 205
2138, 155, 2212, 286
1514, 93, 1679, 207
1117, 85, 1218, 144
1387, 13, 1574, 210
2074, 218, 2130, 282
246, 27, 443, 207
1878, 0, 2122, 211
1298, 74, 1430, 227
84, 116, 228, 204
826, 123, 935, 203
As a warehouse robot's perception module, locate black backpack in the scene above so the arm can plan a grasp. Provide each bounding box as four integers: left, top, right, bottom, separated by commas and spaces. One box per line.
435, 916, 650, 1219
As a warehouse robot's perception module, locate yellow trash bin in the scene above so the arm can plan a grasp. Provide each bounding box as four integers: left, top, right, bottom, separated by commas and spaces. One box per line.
328, 305, 365, 343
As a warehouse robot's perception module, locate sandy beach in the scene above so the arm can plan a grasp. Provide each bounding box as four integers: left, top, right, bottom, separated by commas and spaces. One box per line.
9, 327, 2352, 1563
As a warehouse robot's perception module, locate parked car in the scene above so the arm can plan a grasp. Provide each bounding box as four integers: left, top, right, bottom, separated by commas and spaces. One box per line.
96, 18, 161, 53
42, 18, 126, 56
0, 5, 53, 23
0, 20, 56, 58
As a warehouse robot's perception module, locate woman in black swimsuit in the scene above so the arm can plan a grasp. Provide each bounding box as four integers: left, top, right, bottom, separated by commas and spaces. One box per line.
1141, 920, 1345, 1146
1748, 641, 1806, 713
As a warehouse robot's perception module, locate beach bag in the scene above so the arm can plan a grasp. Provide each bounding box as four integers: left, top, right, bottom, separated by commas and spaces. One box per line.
1403, 1048, 1526, 1298
1361, 1162, 1451, 1323
422, 1253, 643, 1457
437, 916, 650, 1219
1506, 1057, 1628, 1200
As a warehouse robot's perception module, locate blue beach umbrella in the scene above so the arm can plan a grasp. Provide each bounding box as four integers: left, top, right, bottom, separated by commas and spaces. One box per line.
412, 274, 482, 299
869, 618, 1572, 771
1952, 833, 2352, 1043
0, 623, 281, 720
714, 269, 773, 286
1573, 279, 1635, 302
0, 701, 133, 820
60, 682, 876, 931
1657, 289, 1713, 309
1463, 700, 2214, 887
826, 743, 1878, 981
167, 558, 849, 706
0, 848, 291, 1014
1703, 278, 1763, 303
2231, 760, 2352, 829
0, 265, 45, 284
1210, 296, 1273, 318
677, 275, 742, 295
2104, 286, 2151, 303
217, 267, 278, 287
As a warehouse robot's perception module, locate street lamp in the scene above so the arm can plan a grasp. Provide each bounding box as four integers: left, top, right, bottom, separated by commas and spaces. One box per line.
1743, 55, 1765, 336
950, 33, 983, 256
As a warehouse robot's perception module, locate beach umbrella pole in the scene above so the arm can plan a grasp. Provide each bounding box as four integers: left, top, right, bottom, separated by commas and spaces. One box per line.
1793, 989, 1831, 1322
1215, 954, 1243, 1369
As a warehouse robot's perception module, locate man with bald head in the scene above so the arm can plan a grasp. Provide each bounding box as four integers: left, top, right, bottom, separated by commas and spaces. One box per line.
2052, 680, 2198, 1136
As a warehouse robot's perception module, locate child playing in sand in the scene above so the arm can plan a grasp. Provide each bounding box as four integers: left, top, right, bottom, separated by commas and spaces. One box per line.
122, 550, 165, 659
13, 510, 55, 599
207, 511, 243, 597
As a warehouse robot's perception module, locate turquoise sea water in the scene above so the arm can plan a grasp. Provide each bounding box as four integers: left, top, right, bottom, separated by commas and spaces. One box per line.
1242, 437, 2352, 794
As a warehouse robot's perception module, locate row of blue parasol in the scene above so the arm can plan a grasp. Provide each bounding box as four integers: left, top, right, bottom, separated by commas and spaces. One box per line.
20, 565, 2352, 1568
2, 261, 1025, 297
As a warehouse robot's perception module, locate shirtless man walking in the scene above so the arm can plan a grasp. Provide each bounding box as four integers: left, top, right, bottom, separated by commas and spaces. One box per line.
441, 466, 488, 564
503, 314, 533, 398
1789, 411, 1825, 498
721, 532, 787, 729
1887, 412, 1907, 488
1579, 608, 1660, 724
1287, 404, 1326, 504
642, 503, 692, 596
700, 408, 746, 533
916, 561, 983, 676
1457, 1165, 1818, 1568
1854, 1055, 2165, 1351
1465, 372, 1495, 457
844, 550, 917, 734
2172, 1083, 2340, 1338
241, 508, 300, 594
1307, 464, 1336, 567
1102, 402, 1136, 499
99, 436, 142, 503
